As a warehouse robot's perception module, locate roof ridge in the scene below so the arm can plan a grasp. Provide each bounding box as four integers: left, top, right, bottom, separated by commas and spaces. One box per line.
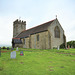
22, 19, 55, 32
16, 19, 55, 38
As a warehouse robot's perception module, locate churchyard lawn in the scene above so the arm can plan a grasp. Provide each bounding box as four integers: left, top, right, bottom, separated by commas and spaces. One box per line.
0, 48, 75, 75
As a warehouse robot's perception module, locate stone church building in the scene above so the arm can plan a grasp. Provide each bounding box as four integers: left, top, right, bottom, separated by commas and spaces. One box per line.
12, 18, 66, 49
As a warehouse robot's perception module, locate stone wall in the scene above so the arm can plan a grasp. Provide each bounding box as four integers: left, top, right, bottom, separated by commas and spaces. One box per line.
25, 37, 30, 48
23, 31, 51, 49
15, 44, 23, 48
48, 18, 65, 49
14, 18, 66, 49
13, 19, 26, 38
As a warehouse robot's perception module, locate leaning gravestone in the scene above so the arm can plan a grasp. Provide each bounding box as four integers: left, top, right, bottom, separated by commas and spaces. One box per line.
20, 51, 23, 56
11, 51, 16, 59
0, 47, 1, 56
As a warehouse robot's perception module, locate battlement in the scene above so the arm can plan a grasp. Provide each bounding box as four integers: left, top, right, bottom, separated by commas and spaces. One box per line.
13, 19, 26, 38
13, 19, 26, 25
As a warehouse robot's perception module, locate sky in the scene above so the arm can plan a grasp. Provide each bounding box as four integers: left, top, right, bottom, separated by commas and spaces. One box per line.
0, 0, 75, 46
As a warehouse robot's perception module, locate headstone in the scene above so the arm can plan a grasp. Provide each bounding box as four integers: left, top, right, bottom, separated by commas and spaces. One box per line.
7, 47, 9, 50
20, 51, 23, 56
11, 51, 16, 59
0, 47, 1, 56
57, 46, 59, 50
11, 47, 13, 51
16, 47, 19, 51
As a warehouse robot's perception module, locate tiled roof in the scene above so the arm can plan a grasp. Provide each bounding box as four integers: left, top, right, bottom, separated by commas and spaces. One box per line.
13, 38, 20, 39
16, 19, 55, 38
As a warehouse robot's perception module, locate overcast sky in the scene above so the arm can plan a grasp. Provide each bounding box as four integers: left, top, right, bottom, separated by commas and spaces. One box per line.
0, 0, 75, 46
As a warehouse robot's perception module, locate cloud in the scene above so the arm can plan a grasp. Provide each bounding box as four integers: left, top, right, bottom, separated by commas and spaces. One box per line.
0, 14, 33, 46
0, 0, 75, 46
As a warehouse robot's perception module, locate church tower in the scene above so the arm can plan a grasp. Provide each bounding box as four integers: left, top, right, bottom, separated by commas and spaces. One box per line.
13, 19, 26, 38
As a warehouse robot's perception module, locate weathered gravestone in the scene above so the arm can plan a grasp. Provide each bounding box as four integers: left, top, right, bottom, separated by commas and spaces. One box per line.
11, 51, 16, 59
0, 47, 1, 56
20, 51, 23, 56
16, 47, 19, 51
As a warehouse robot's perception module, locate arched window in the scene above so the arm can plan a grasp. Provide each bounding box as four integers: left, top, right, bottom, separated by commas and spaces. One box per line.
54, 26, 60, 38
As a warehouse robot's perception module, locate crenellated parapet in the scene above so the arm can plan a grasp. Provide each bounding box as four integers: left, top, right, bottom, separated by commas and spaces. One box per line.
13, 19, 26, 25
13, 19, 26, 38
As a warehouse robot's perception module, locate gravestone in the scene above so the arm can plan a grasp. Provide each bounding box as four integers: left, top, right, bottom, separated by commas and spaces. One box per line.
16, 47, 19, 51
11, 51, 16, 59
0, 47, 1, 56
20, 51, 23, 56
57, 46, 59, 50
7, 47, 9, 50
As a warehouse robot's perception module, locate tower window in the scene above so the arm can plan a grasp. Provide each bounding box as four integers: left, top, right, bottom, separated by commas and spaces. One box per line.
54, 26, 60, 38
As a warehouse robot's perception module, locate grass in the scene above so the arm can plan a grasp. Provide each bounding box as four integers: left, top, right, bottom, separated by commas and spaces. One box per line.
0, 48, 75, 75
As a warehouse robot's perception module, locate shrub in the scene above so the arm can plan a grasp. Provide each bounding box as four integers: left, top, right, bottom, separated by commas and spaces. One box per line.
2, 46, 6, 49
60, 41, 75, 49
60, 43, 65, 49
67, 41, 75, 48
